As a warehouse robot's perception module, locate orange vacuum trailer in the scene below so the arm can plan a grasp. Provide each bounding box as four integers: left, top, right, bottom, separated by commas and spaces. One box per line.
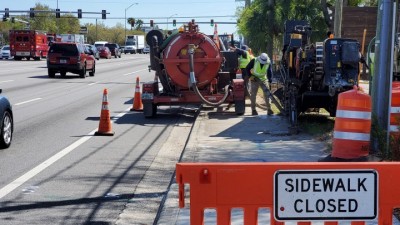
142, 20, 245, 118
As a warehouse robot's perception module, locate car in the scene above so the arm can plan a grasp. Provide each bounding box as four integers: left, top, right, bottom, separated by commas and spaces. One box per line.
47, 42, 96, 78
0, 89, 13, 149
94, 41, 108, 48
97, 46, 112, 59
85, 44, 100, 60
105, 43, 122, 58
0, 45, 11, 59
143, 45, 150, 54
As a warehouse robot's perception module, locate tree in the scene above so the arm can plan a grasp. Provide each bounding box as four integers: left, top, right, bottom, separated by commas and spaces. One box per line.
134, 19, 144, 31
127, 17, 135, 30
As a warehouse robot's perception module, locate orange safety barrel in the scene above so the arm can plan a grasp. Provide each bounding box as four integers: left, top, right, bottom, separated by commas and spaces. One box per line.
332, 86, 371, 159
390, 82, 400, 137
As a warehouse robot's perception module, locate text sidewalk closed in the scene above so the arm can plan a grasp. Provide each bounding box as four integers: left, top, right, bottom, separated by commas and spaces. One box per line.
274, 170, 378, 221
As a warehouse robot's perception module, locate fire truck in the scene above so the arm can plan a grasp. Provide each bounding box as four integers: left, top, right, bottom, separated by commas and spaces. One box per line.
9, 30, 49, 60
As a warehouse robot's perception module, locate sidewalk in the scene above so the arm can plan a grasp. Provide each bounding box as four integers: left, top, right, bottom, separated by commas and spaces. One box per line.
157, 100, 330, 224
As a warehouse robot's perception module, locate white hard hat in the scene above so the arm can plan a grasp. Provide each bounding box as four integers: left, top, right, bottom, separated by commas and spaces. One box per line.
258, 53, 269, 64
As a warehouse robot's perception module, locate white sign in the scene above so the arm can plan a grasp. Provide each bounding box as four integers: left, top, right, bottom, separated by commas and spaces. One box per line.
274, 170, 377, 221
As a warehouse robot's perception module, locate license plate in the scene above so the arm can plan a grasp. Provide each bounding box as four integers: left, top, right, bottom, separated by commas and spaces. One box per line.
60, 59, 67, 64
274, 170, 377, 221
142, 93, 154, 100
16, 52, 29, 56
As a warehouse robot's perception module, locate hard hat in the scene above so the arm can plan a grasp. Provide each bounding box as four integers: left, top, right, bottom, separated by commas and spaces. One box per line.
258, 53, 269, 64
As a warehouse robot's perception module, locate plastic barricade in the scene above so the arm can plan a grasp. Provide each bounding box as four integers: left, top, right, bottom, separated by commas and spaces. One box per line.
176, 162, 400, 225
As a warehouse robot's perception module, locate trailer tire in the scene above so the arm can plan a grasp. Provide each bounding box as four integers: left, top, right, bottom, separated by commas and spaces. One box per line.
143, 102, 157, 118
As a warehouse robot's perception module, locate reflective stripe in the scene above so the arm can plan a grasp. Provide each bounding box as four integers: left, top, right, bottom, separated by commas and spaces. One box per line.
334, 131, 370, 141
336, 110, 371, 119
391, 107, 400, 113
390, 125, 400, 132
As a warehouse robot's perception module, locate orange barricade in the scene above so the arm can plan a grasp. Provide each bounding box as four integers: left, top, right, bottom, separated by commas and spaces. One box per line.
331, 86, 371, 160
390, 82, 400, 137
176, 162, 400, 225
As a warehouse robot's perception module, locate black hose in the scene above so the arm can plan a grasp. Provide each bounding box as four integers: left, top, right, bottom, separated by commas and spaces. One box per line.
188, 45, 230, 107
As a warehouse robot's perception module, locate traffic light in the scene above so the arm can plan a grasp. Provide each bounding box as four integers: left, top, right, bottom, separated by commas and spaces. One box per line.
56, 9, 60, 18
130, 18, 135, 27
78, 9, 82, 19
150, 19, 153, 27
5, 8, 9, 18
102, 10, 106, 19
210, 19, 214, 27
172, 19, 176, 27
30, 8, 35, 18
11, 17, 15, 23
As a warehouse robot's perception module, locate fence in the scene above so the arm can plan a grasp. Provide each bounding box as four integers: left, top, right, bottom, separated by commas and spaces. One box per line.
176, 162, 400, 225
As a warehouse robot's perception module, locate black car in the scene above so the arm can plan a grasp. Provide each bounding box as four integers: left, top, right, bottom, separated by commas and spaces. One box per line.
85, 44, 100, 60
105, 43, 122, 58
0, 90, 13, 149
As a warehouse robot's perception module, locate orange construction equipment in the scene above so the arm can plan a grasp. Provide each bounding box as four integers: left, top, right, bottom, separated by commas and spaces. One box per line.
322, 85, 371, 161
177, 162, 400, 225
130, 77, 143, 111
94, 89, 114, 136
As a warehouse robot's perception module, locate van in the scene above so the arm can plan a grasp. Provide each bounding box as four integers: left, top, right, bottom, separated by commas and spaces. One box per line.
94, 41, 108, 48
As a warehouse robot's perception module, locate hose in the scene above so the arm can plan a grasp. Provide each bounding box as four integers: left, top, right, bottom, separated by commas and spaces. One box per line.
188, 44, 230, 107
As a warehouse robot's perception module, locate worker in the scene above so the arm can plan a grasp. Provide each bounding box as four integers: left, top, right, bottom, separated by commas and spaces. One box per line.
230, 45, 252, 97
245, 52, 275, 115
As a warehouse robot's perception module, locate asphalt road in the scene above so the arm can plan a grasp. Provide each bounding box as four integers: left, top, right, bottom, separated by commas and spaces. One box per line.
0, 55, 196, 224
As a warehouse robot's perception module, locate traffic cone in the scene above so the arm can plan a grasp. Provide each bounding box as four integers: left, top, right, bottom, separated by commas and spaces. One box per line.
94, 89, 114, 136
130, 77, 143, 111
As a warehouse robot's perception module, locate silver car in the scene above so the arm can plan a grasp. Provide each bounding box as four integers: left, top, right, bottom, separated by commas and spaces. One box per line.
0, 45, 11, 59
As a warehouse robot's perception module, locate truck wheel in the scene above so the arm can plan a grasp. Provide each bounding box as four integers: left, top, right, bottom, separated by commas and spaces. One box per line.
48, 69, 56, 78
79, 65, 86, 78
143, 102, 157, 118
89, 64, 95, 76
0, 111, 13, 149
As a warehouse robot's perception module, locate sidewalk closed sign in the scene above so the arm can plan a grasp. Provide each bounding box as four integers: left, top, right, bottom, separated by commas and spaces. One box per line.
274, 170, 377, 221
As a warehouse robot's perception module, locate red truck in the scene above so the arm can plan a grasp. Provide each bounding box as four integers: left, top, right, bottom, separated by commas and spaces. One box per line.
9, 30, 49, 61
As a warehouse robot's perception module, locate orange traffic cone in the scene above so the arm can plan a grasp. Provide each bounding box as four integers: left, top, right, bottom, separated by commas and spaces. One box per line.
95, 89, 114, 136
130, 77, 143, 111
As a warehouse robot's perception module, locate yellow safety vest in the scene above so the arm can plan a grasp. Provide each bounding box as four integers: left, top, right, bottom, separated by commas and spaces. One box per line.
239, 51, 251, 68
252, 58, 270, 82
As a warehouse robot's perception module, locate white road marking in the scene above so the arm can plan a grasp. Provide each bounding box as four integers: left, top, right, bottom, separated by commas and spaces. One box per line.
123, 68, 148, 76
88, 82, 99, 86
14, 98, 42, 106
0, 108, 131, 199
0, 80, 14, 84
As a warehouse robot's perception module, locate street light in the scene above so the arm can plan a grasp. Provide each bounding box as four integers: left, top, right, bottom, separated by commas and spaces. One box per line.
125, 3, 138, 39
166, 13, 178, 31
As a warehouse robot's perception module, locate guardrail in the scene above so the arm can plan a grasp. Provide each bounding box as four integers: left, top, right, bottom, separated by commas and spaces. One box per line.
176, 162, 400, 225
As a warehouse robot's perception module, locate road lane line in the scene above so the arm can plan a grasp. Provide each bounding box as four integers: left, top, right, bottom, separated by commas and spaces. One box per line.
88, 82, 99, 86
14, 98, 42, 106
0, 108, 130, 199
0, 80, 14, 84
123, 68, 148, 76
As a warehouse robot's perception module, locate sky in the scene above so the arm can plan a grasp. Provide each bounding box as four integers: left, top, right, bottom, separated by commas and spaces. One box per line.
2, 0, 244, 36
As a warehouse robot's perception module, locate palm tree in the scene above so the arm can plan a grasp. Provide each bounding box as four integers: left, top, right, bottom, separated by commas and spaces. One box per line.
135, 19, 143, 31
127, 17, 135, 30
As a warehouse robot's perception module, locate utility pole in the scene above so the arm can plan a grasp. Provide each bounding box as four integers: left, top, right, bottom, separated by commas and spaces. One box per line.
372, 0, 396, 156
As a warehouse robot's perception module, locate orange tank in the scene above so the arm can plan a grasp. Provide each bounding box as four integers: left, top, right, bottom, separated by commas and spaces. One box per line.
162, 23, 222, 89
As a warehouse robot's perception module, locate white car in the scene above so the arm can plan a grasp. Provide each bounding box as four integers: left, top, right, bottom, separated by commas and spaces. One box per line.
0, 45, 11, 59
143, 45, 150, 54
